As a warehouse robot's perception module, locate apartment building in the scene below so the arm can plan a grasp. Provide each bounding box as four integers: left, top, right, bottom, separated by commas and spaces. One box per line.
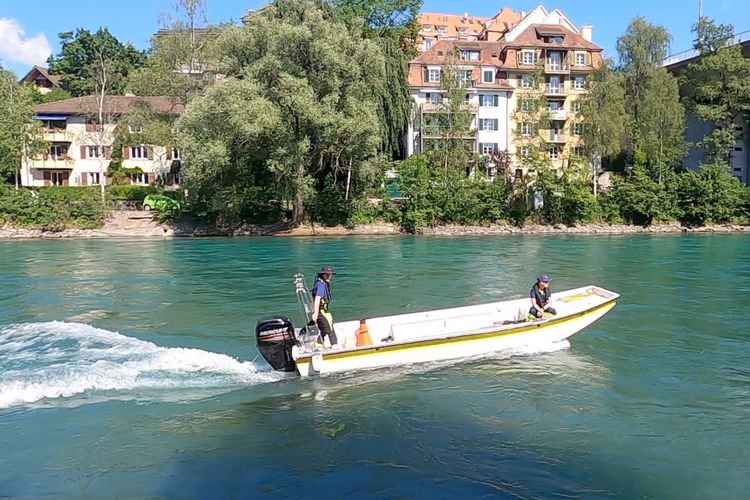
22, 96, 184, 187
408, 6, 602, 177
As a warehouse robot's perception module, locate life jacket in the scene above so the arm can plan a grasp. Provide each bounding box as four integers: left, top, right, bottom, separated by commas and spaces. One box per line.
312, 277, 332, 312
531, 284, 550, 307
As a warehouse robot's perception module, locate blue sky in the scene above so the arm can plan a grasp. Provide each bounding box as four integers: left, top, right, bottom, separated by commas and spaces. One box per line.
1, 0, 748, 77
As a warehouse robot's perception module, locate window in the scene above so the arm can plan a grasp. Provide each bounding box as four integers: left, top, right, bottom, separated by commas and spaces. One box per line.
479, 119, 498, 131
49, 144, 66, 160
428, 68, 441, 83
573, 123, 585, 136
735, 126, 743, 132
521, 122, 534, 136
574, 76, 586, 90
574, 146, 585, 157
130, 146, 148, 159
480, 94, 498, 107
522, 50, 536, 64
520, 146, 531, 158
88, 146, 104, 159
483, 69, 494, 83
576, 53, 586, 65
550, 36, 564, 44
51, 171, 65, 186
547, 76, 561, 94
547, 51, 562, 70
521, 74, 533, 89
572, 101, 582, 112
460, 50, 479, 61
735, 146, 743, 151
520, 99, 534, 112
422, 24, 432, 31
88, 172, 101, 185
479, 143, 498, 155
458, 27, 467, 34
460, 70, 473, 86
424, 38, 434, 50
129, 124, 142, 134
426, 93, 441, 105
438, 25, 447, 33
463, 94, 471, 105
548, 100, 563, 111
549, 145, 560, 160
171, 148, 181, 160
44, 120, 66, 131
734, 167, 742, 172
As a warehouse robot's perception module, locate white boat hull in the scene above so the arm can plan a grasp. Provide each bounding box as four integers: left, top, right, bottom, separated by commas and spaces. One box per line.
290, 286, 619, 377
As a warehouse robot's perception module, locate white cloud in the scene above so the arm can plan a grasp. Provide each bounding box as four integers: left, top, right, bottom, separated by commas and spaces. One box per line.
0, 17, 51, 68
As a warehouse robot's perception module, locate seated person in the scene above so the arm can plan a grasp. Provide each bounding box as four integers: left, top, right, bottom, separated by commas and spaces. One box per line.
530, 274, 557, 319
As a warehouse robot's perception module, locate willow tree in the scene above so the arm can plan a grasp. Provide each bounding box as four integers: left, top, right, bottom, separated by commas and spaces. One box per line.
177, 0, 385, 224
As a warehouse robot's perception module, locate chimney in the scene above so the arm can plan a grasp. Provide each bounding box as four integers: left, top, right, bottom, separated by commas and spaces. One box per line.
581, 24, 593, 42
520, 11, 526, 18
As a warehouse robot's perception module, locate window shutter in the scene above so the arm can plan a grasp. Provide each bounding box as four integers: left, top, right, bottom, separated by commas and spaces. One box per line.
478, 94, 483, 106
43, 171, 51, 186
144, 173, 150, 184
105, 147, 111, 159
123, 146, 130, 159
167, 148, 172, 160
494, 119, 499, 131
493, 95, 499, 107
62, 171, 70, 186
43, 151, 49, 160
81, 173, 88, 186
147, 147, 154, 160
80, 146, 87, 159
423, 67, 429, 83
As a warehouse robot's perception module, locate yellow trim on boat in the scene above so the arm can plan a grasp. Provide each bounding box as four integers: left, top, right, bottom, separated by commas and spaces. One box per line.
298, 300, 617, 363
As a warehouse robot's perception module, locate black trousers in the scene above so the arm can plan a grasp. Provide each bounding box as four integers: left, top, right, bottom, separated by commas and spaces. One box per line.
316, 313, 338, 346
530, 306, 557, 317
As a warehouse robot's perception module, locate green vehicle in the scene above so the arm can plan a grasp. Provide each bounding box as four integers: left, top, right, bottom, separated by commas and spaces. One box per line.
143, 194, 181, 212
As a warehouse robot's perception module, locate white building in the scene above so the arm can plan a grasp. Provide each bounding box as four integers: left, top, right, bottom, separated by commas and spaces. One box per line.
22, 96, 184, 187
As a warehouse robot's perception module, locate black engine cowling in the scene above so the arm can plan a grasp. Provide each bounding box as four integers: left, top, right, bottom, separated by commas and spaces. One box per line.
256, 316, 297, 372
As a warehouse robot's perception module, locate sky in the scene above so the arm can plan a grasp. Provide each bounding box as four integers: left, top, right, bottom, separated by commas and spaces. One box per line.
1, 0, 748, 77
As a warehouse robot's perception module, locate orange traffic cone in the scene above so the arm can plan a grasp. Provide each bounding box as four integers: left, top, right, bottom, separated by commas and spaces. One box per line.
356, 319, 373, 347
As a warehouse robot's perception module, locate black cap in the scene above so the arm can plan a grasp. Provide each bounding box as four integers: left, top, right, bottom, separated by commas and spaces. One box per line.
318, 265, 336, 275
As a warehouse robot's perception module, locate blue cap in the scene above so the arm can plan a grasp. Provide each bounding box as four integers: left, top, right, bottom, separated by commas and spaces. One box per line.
537, 274, 551, 283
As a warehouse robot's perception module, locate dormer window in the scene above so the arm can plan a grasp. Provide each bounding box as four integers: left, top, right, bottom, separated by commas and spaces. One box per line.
424, 37, 434, 50
423, 24, 432, 31
575, 52, 586, 65
438, 25, 447, 34
460, 49, 480, 61
522, 50, 536, 65
458, 27, 467, 34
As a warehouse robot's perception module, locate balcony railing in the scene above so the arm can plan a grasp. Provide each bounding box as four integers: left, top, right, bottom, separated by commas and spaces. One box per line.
547, 133, 568, 143
545, 85, 566, 96
421, 103, 478, 112
548, 109, 568, 121
421, 125, 476, 138
43, 129, 75, 142
545, 62, 569, 73
30, 157, 76, 170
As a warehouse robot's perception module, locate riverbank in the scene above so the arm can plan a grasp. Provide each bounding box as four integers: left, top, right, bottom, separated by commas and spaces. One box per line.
2, 211, 749, 239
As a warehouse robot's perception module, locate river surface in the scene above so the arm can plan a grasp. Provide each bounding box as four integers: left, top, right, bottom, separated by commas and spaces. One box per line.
0, 235, 749, 498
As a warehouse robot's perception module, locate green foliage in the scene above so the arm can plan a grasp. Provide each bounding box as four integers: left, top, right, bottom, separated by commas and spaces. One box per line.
683, 18, 750, 164
29, 87, 73, 104
0, 71, 46, 180
676, 161, 747, 225
535, 164, 599, 225
0, 186, 105, 229
107, 185, 161, 201
612, 164, 677, 225
48, 28, 146, 96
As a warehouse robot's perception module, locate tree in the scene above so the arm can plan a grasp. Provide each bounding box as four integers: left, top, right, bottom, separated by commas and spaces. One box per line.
638, 68, 687, 183
579, 60, 629, 195
177, 0, 386, 224
677, 160, 747, 225
48, 28, 146, 96
128, 0, 222, 104
332, 0, 421, 45
616, 17, 672, 148
0, 70, 46, 187
683, 18, 750, 165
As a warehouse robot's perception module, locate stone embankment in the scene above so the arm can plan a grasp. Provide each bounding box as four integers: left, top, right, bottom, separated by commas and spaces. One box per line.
1, 213, 749, 239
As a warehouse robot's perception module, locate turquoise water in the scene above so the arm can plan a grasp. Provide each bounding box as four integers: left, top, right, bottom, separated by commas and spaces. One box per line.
1, 235, 749, 498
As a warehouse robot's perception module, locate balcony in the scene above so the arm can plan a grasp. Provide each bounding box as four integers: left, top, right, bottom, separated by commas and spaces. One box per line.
548, 109, 568, 121
43, 129, 75, 142
544, 62, 570, 74
421, 102, 478, 113
30, 157, 75, 170
545, 85, 566, 96
421, 125, 476, 138
547, 133, 568, 143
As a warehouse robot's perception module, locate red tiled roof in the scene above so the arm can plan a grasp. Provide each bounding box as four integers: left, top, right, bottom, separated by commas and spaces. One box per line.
506, 24, 601, 51
419, 12, 490, 36
409, 41, 513, 89
34, 96, 185, 116
18, 65, 62, 87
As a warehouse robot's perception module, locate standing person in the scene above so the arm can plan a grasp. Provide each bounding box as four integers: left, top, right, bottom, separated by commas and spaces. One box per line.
530, 274, 557, 319
311, 265, 339, 349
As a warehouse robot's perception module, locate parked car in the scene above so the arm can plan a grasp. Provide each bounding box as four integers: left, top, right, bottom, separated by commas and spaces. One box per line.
143, 194, 181, 212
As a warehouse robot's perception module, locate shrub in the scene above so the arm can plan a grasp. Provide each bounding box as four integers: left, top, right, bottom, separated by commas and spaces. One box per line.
0, 186, 105, 229
107, 185, 161, 201
612, 166, 677, 225
676, 161, 747, 225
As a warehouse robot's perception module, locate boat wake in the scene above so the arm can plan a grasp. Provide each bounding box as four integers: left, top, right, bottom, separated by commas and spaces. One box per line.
0, 322, 286, 410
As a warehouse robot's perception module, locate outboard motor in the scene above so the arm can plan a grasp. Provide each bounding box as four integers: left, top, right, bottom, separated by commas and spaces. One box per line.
256, 316, 298, 372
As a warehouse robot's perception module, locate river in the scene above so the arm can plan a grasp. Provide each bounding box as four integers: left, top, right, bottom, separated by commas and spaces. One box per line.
1, 235, 748, 498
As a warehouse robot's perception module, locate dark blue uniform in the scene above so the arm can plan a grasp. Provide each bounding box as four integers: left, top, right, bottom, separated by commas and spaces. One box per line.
530, 283, 557, 317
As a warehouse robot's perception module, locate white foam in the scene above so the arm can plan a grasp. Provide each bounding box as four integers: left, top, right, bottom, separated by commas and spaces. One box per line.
0, 322, 284, 409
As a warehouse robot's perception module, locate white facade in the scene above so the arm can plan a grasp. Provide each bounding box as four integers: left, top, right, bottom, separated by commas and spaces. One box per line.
22, 114, 180, 187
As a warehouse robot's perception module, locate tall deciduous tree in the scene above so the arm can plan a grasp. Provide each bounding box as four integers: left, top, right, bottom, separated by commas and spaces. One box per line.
683, 17, 750, 164
177, 0, 385, 224
616, 17, 672, 148
0, 70, 46, 187
579, 60, 629, 195
48, 28, 146, 96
